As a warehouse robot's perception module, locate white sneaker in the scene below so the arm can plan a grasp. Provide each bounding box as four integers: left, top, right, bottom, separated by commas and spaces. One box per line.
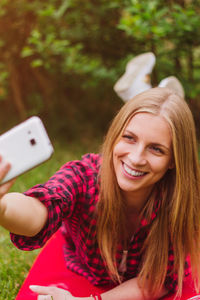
158, 76, 185, 99
114, 52, 155, 102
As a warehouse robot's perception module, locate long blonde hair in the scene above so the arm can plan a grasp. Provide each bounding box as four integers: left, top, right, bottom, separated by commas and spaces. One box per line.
97, 87, 200, 297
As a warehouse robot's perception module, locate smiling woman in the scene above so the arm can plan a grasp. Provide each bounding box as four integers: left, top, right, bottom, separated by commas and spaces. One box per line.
0, 87, 200, 300
98, 87, 200, 297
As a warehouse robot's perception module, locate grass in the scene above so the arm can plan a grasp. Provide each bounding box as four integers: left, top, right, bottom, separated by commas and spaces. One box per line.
0, 139, 101, 300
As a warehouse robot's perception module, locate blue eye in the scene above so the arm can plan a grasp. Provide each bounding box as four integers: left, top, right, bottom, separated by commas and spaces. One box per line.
151, 146, 164, 154
122, 135, 135, 142
123, 135, 132, 139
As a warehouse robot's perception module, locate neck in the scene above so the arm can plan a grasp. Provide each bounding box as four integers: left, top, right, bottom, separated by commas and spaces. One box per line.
122, 188, 153, 213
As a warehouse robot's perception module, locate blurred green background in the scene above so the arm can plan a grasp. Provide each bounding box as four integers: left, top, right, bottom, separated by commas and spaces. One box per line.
1, 0, 200, 142
0, 0, 200, 298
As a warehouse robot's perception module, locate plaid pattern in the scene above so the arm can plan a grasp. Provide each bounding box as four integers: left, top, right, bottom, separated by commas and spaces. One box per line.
10, 153, 189, 292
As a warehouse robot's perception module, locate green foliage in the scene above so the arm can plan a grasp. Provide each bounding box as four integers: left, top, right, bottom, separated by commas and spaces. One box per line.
0, 0, 127, 141
0, 0, 200, 139
119, 1, 170, 40
19, 0, 121, 84
118, 0, 200, 99
0, 63, 8, 100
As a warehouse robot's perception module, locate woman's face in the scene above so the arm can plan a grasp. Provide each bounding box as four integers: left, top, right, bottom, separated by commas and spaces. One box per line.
113, 112, 174, 206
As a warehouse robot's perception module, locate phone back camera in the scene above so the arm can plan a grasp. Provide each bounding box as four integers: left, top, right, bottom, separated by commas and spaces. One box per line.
30, 138, 36, 146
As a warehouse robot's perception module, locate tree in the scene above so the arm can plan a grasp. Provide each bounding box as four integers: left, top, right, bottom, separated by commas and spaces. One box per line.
0, 0, 130, 138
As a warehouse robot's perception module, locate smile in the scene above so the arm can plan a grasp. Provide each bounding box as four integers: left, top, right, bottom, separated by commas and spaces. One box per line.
123, 163, 147, 177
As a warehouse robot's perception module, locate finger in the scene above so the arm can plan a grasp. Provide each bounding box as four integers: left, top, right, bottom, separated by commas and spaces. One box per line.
29, 285, 71, 299
29, 285, 52, 295
0, 179, 15, 196
0, 162, 11, 181
38, 295, 53, 300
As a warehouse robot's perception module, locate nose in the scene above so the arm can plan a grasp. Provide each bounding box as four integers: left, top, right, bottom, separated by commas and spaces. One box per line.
128, 144, 147, 166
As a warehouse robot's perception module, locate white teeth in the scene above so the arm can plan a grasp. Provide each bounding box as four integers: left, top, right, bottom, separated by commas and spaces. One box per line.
123, 163, 146, 177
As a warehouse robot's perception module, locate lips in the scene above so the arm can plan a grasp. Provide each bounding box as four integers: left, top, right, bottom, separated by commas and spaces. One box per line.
123, 162, 147, 178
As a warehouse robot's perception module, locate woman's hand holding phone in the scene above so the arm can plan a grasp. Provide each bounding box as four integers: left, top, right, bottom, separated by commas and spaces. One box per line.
0, 117, 51, 235
0, 116, 54, 184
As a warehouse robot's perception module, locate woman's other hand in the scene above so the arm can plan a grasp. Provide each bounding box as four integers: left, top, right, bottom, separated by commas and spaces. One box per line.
29, 285, 75, 300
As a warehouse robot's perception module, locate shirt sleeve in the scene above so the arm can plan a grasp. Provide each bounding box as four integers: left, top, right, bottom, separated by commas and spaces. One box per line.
10, 162, 85, 250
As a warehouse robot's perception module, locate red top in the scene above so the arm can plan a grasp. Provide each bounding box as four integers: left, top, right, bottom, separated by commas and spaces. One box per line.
10, 153, 190, 293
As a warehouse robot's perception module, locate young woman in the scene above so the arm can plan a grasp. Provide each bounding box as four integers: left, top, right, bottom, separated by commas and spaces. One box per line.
0, 87, 200, 300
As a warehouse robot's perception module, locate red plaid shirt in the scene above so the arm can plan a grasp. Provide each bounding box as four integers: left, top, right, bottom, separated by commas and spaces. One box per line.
10, 153, 189, 293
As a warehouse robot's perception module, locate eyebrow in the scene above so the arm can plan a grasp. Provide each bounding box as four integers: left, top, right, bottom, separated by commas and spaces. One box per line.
123, 130, 171, 153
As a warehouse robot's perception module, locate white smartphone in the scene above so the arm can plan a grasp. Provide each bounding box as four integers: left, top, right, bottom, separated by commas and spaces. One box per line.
0, 116, 54, 184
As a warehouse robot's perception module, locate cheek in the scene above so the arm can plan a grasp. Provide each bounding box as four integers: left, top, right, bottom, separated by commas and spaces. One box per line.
113, 140, 129, 156
151, 157, 171, 174
113, 147, 120, 167
113, 142, 122, 157
113, 143, 124, 171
